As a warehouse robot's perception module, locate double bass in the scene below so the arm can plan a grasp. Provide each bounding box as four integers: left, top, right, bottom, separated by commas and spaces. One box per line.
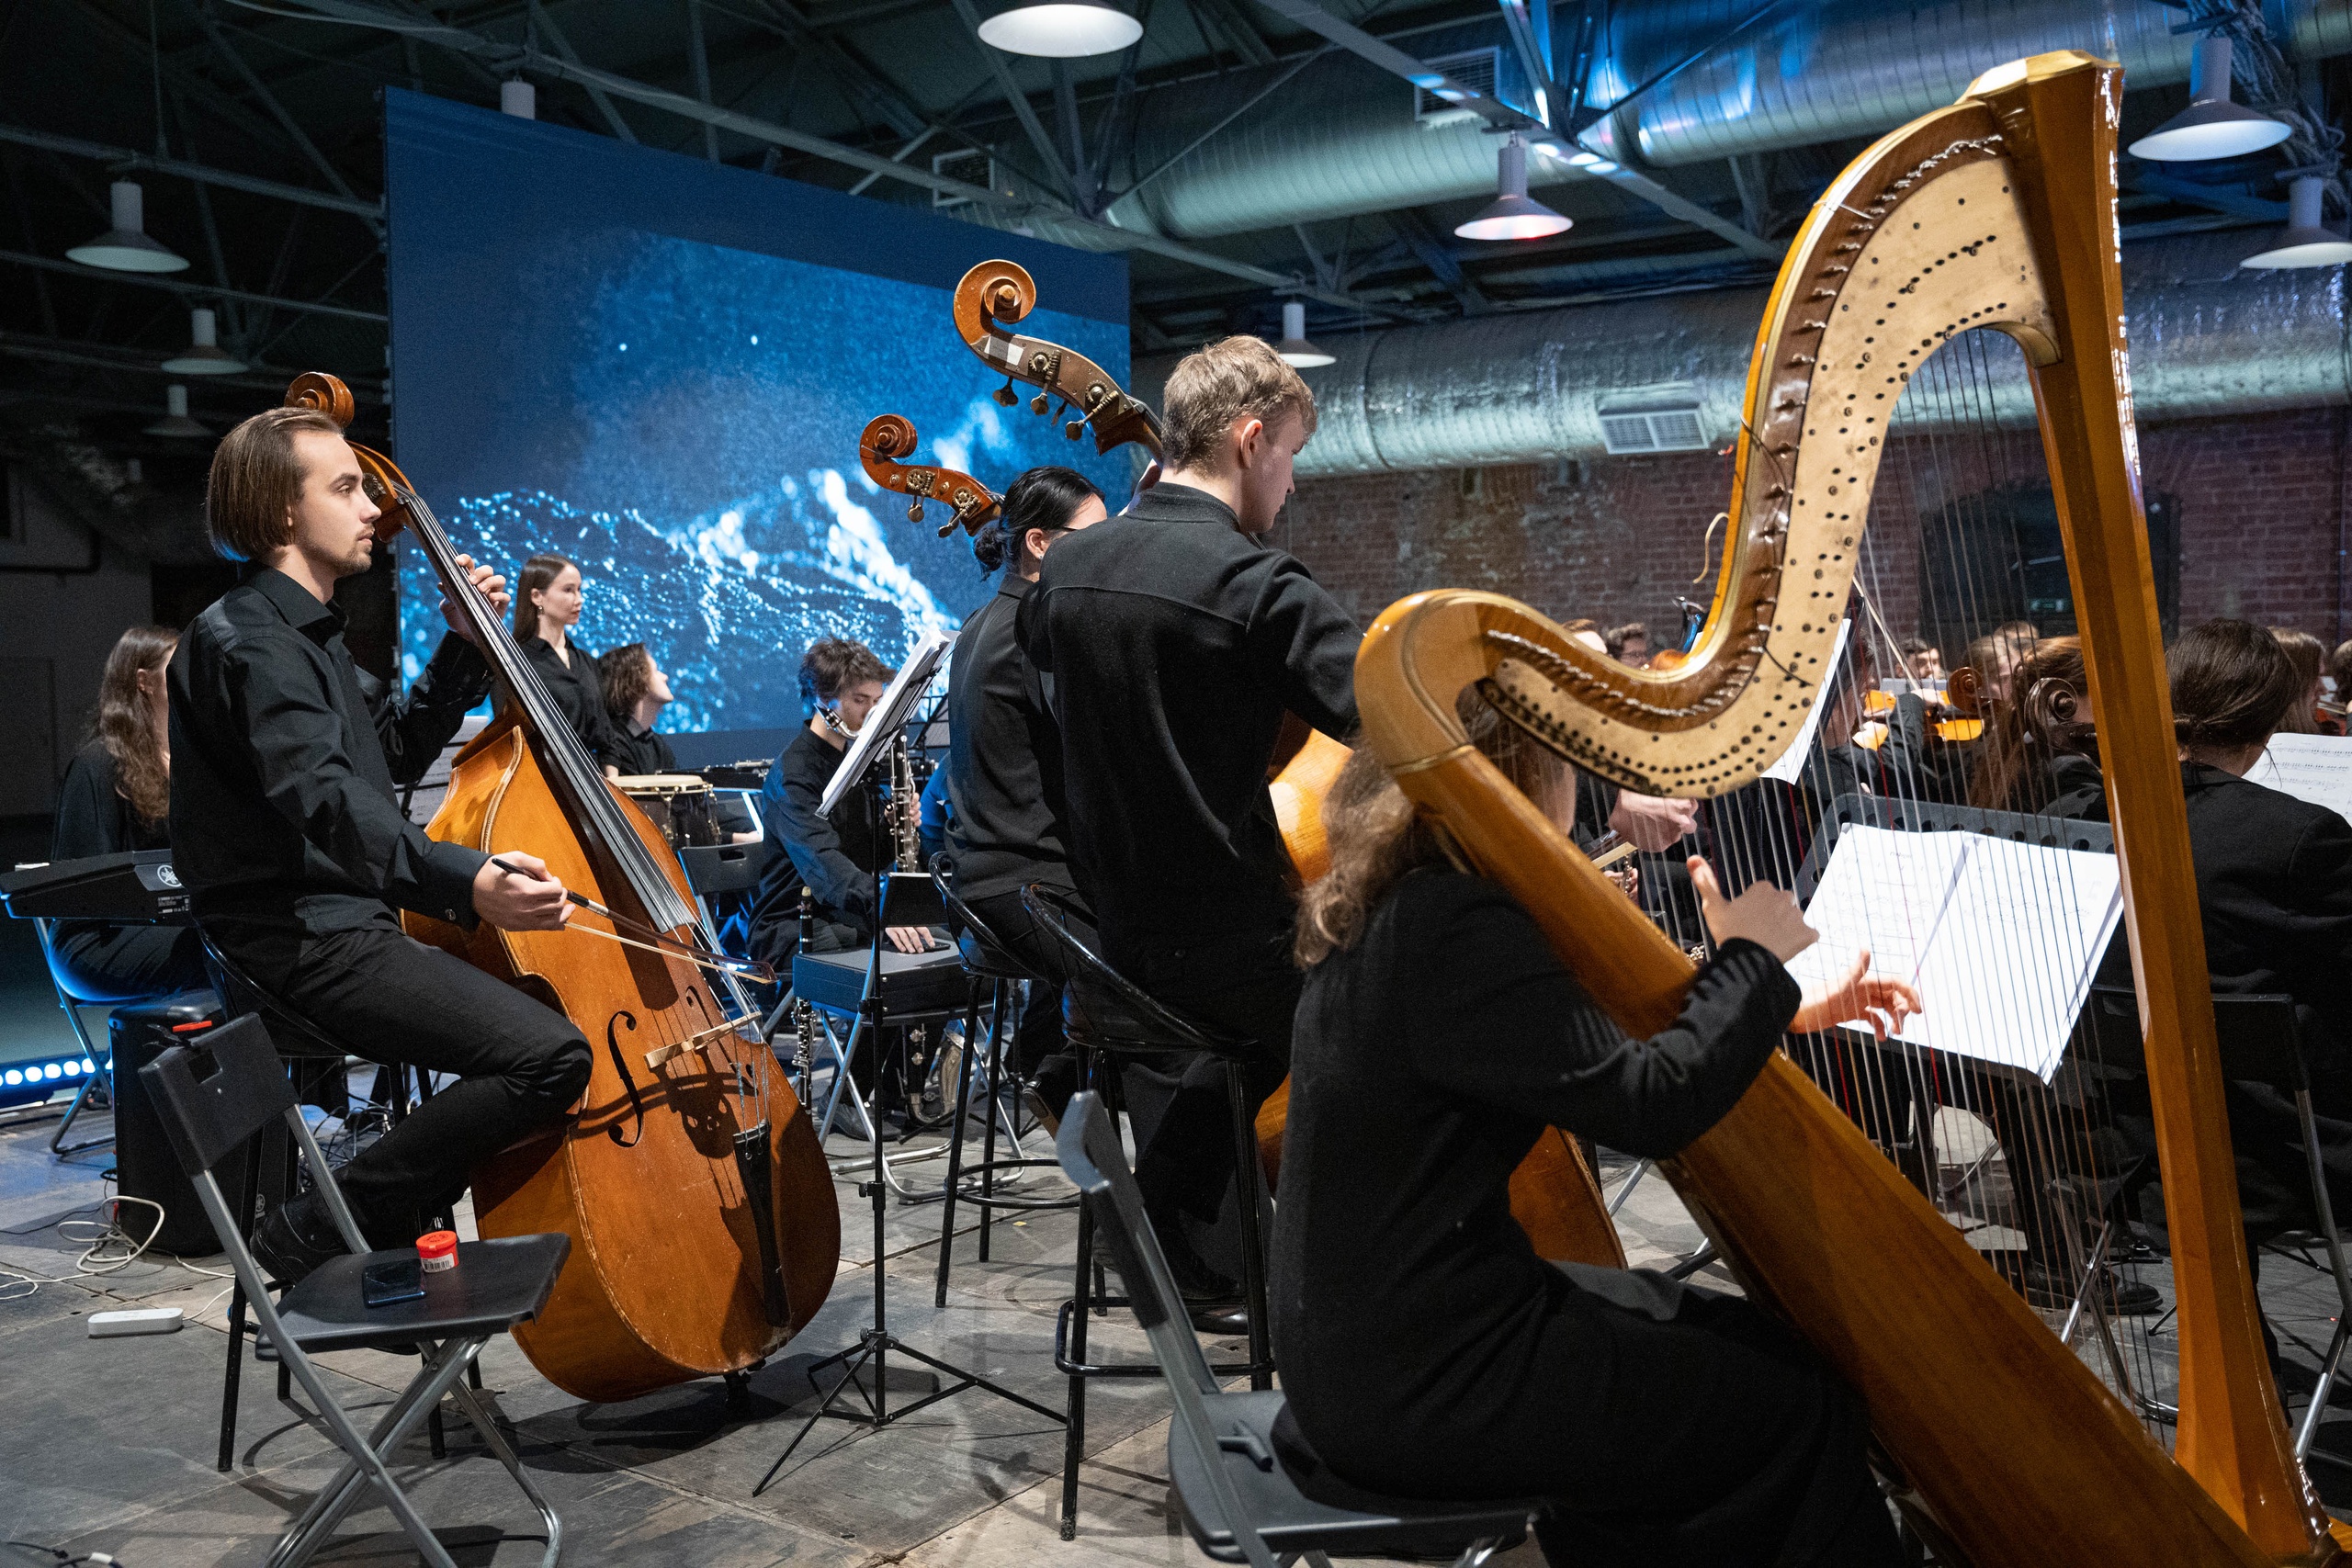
285, 375, 838, 1404
1355, 52, 2337, 1564
859, 413, 1001, 536
948, 263, 1623, 1268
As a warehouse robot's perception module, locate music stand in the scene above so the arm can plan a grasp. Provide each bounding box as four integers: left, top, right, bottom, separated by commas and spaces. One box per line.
756, 631, 1061, 1493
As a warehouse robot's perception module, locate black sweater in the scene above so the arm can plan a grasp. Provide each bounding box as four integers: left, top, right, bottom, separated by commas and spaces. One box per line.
51, 739, 168, 943
1016, 482, 1358, 970
605, 721, 677, 777
946, 574, 1074, 901
1272, 869, 1797, 1478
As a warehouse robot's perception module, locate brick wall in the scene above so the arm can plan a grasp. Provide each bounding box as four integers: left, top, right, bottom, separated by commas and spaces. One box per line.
1277, 407, 2352, 651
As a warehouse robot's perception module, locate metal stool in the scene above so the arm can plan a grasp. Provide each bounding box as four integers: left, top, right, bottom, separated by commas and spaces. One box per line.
930, 863, 1077, 1308
1017, 885, 1274, 1541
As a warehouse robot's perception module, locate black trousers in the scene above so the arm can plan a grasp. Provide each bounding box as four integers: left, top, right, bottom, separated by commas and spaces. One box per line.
52, 923, 210, 1004
963, 887, 1085, 1093
226, 923, 591, 1246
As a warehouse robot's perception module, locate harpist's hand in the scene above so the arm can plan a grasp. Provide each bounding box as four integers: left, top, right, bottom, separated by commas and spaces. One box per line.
1791, 948, 1922, 1040
442, 554, 510, 644
1690, 858, 1816, 964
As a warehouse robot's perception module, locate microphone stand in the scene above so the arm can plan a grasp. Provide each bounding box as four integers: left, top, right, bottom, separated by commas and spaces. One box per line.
753, 728, 1064, 1494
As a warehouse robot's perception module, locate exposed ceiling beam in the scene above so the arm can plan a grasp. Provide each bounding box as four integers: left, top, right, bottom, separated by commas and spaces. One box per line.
0, 327, 383, 397
0, 122, 383, 220
249, 0, 1413, 317
528, 0, 637, 142
1386, 209, 1489, 314
1247, 0, 1781, 263
188, 7, 384, 238
0, 248, 389, 322
944, 0, 1076, 201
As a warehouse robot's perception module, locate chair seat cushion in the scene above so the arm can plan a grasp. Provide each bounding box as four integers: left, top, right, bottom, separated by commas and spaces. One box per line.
276, 1234, 571, 1352
1166, 1389, 1532, 1562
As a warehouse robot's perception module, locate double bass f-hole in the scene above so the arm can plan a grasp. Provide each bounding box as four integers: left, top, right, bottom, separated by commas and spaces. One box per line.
605, 1010, 649, 1148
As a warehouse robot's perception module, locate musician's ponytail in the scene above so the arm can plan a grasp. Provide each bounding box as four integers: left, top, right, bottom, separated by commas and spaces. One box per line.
2169, 618, 2301, 755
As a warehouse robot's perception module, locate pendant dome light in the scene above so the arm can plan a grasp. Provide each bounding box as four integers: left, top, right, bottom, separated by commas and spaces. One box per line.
144, 385, 209, 439
1273, 301, 1334, 368
976, 0, 1142, 58
68, 181, 188, 274
1454, 133, 1571, 243
161, 308, 245, 375
2242, 175, 2352, 268
2127, 36, 2290, 162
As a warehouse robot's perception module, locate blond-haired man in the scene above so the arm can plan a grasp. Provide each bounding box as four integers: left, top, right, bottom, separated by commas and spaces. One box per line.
1017, 335, 1356, 1319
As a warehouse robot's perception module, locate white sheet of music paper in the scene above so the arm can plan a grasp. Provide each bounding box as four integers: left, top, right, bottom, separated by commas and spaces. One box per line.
1760, 618, 1854, 786
1785, 824, 2123, 1082
2249, 732, 2352, 827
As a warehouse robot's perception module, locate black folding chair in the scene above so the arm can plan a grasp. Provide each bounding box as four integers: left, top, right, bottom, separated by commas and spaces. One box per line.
140, 1014, 570, 1568
1054, 1090, 1533, 1568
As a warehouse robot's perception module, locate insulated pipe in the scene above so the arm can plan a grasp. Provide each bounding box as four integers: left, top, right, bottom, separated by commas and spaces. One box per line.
1134, 232, 2352, 475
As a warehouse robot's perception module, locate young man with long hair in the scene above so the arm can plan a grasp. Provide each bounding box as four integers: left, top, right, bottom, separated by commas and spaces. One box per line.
169, 406, 590, 1282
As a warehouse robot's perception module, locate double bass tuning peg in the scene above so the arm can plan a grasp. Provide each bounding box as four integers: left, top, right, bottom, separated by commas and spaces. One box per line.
993, 380, 1018, 408
906, 500, 925, 523
1029, 392, 1050, 416
1065, 419, 1085, 441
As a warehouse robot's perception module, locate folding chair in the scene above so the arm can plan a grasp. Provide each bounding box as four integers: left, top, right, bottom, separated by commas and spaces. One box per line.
140, 1015, 571, 1568
1053, 1091, 1533, 1568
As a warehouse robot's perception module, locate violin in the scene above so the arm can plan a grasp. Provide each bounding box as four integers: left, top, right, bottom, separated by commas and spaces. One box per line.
282, 374, 838, 1404
1858, 678, 1984, 745
953, 259, 1163, 457
859, 413, 1001, 538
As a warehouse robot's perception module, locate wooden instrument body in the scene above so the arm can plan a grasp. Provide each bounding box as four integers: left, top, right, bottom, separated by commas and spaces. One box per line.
405, 714, 838, 1402
859, 413, 1000, 536
1355, 51, 2335, 1567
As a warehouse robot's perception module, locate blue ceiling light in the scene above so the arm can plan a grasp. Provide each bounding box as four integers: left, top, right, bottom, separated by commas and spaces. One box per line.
2128, 36, 2291, 163
1456, 133, 1572, 242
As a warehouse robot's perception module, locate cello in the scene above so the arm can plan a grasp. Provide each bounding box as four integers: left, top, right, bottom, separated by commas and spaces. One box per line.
950, 265, 1623, 1268
283, 374, 838, 1404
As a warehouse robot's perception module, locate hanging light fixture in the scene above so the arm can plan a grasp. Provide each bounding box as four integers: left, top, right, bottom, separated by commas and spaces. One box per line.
161, 308, 245, 375
2127, 36, 2291, 162
2243, 174, 2352, 267
68, 181, 188, 273
144, 385, 209, 439
1273, 301, 1334, 368
976, 0, 1141, 57
1454, 133, 1571, 242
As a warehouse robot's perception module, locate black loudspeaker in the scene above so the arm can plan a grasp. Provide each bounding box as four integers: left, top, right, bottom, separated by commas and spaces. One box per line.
111, 990, 233, 1255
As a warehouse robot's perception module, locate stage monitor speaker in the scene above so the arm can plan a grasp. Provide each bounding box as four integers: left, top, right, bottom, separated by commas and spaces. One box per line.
110, 990, 234, 1256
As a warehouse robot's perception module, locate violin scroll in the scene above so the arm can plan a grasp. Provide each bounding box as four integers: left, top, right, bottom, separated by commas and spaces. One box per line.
952, 259, 1165, 459
857, 414, 1001, 538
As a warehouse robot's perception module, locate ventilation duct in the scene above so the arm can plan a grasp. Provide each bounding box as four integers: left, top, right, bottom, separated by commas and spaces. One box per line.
1134, 233, 2352, 476
1086, 0, 2352, 242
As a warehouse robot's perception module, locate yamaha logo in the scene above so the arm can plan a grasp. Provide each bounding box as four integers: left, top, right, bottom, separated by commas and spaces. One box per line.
156, 866, 181, 888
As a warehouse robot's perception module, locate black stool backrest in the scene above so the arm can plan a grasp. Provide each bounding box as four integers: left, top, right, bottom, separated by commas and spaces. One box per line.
1017, 885, 1248, 1057
2086, 986, 2310, 1093
196, 926, 352, 1062
928, 853, 1034, 982
139, 1013, 297, 1181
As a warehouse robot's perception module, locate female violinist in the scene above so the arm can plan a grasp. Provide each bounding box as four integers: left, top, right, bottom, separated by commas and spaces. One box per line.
49, 626, 209, 999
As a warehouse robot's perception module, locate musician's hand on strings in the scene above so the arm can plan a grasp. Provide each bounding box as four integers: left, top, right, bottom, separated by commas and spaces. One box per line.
885, 925, 933, 954
1791, 948, 1923, 1040
441, 554, 510, 645
1611, 792, 1700, 852
1689, 857, 1818, 964
475, 852, 572, 931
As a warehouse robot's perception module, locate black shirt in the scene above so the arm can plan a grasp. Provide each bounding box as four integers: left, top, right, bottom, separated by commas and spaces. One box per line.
167, 568, 495, 941
605, 721, 677, 777
521, 636, 622, 768
1016, 482, 1359, 971
51, 739, 170, 951
946, 574, 1076, 902
1272, 868, 1797, 1484
2180, 760, 2352, 1023
747, 726, 889, 953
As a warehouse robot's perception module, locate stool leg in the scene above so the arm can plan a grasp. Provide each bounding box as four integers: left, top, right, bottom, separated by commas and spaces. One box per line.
1061, 1179, 1092, 1541
219, 1281, 248, 1472
934, 983, 986, 1308
1226, 1063, 1273, 1393
979, 986, 1012, 1264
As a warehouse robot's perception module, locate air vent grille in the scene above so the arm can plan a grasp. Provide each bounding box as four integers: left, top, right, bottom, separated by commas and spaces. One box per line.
1599, 407, 1709, 455
1415, 49, 1500, 122
932, 148, 998, 209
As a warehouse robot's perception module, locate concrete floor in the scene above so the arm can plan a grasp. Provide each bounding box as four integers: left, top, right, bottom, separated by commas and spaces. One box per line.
4, 1074, 2351, 1567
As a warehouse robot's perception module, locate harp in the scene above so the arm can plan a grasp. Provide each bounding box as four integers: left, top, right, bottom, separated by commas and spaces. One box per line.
1354, 51, 2340, 1567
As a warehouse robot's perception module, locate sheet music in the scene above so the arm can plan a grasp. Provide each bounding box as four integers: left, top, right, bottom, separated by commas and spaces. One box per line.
1784, 825, 2122, 1083
2249, 732, 2352, 828
1760, 618, 1854, 785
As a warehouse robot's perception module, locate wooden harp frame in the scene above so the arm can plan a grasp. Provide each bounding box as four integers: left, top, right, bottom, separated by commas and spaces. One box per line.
1356, 51, 2338, 1567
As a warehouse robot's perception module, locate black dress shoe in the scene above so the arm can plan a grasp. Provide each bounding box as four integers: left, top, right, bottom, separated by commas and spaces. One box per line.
1184, 1298, 1250, 1336
2018, 1258, 2163, 1316
249, 1192, 345, 1289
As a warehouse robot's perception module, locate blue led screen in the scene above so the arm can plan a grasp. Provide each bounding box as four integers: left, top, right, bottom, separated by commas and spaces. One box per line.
383, 90, 1133, 734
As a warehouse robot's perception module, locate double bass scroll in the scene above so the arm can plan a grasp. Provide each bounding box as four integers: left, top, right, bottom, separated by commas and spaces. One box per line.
859, 413, 1001, 538
953, 259, 1164, 458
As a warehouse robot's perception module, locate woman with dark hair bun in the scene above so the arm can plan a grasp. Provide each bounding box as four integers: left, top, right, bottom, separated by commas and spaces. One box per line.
49, 625, 210, 999
944, 466, 1107, 1116
513, 551, 622, 773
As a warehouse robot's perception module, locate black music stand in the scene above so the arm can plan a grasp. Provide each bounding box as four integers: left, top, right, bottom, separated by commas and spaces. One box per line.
754, 636, 1063, 1494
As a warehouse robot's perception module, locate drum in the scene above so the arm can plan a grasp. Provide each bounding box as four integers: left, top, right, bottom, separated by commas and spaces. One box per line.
615, 774, 721, 848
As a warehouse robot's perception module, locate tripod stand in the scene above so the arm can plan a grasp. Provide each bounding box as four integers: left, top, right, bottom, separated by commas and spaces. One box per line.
753, 730, 1065, 1495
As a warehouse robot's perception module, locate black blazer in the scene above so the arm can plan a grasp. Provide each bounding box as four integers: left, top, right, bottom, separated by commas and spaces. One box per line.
2180, 761, 2352, 1029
